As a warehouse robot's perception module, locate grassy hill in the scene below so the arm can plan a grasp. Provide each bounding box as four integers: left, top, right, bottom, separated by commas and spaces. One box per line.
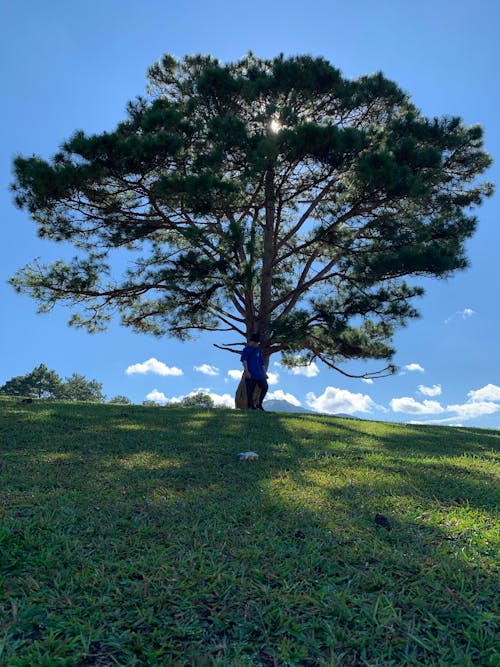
0, 397, 498, 666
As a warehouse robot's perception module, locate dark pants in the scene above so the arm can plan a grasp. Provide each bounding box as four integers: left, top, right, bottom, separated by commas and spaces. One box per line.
245, 377, 268, 408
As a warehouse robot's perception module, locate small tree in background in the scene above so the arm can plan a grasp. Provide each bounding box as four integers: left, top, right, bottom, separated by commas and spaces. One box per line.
180, 393, 215, 408
0, 366, 105, 401
59, 373, 105, 402
109, 395, 132, 405
0, 364, 63, 399
10, 53, 493, 407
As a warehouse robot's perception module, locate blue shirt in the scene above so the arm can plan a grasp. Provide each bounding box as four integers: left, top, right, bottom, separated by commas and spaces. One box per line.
241, 345, 266, 379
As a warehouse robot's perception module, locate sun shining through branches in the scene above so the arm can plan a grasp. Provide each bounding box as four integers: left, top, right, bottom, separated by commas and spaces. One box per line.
269, 118, 282, 134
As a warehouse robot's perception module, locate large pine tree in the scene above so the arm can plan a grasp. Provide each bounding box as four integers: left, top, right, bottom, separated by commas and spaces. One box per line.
10, 54, 493, 406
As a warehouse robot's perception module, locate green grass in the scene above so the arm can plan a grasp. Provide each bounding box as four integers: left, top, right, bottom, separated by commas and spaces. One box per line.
0, 397, 499, 666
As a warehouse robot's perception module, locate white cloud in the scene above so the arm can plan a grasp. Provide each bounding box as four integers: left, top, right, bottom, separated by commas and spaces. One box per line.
145, 389, 169, 404
266, 389, 302, 407
409, 404, 500, 425
289, 362, 319, 377
390, 397, 445, 414
403, 363, 424, 373
405, 390, 500, 425
418, 384, 442, 397
306, 386, 377, 415
227, 369, 243, 381
126, 358, 183, 376
446, 401, 500, 420
274, 359, 320, 377
407, 418, 453, 425
266, 372, 279, 385
194, 364, 219, 377
362, 378, 374, 384
444, 308, 476, 324
207, 392, 234, 408
467, 384, 500, 403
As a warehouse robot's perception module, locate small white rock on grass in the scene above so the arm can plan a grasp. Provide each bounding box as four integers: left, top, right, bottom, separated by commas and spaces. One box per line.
237, 451, 259, 461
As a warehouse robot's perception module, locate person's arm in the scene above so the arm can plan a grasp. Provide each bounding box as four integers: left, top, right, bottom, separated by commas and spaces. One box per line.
259, 349, 267, 378
241, 348, 252, 379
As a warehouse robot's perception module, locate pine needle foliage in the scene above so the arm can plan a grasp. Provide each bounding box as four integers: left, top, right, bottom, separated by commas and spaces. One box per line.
10, 53, 493, 377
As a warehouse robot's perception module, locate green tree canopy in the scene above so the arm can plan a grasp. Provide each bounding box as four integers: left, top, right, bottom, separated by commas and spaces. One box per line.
180, 393, 215, 408
0, 366, 105, 402
10, 53, 493, 389
59, 373, 105, 402
108, 395, 132, 405
0, 364, 63, 399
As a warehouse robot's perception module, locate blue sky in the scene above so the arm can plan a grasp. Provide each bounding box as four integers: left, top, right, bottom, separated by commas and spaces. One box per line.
1, 0, 499, 427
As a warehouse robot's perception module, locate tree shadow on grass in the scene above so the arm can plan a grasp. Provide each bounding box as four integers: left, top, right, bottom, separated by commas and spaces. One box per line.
3, 401, 498, 517
318, 416, 500, 457
1, 400, 499, 665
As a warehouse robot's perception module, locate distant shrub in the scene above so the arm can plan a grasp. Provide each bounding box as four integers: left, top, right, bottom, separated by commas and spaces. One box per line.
180, 393, 214, 408
109, 395, 132, 405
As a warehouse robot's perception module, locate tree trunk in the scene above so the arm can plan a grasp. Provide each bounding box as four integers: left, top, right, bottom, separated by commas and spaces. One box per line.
234, 374, 265, 409
257, 162, 275, 344
235, 159, 275, 410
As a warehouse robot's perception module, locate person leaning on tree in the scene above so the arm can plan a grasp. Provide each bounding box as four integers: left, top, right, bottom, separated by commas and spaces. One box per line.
240, 333, 268, 410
